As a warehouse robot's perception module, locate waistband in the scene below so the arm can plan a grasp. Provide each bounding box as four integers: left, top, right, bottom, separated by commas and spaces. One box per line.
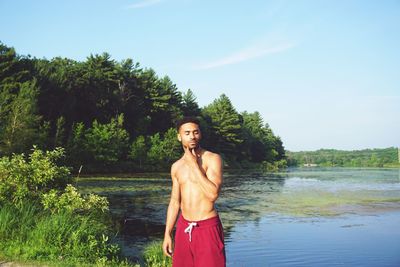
178, 213, 221, 228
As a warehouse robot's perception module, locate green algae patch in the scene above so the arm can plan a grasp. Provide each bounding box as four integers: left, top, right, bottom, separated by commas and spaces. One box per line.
269, 189, 400, 217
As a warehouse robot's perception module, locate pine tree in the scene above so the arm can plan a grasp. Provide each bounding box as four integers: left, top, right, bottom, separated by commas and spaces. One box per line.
202, 94, 243, 159
182, 89, 200, 117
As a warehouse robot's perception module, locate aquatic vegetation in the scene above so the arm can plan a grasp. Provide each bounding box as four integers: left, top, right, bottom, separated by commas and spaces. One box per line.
272, 191, 371, 216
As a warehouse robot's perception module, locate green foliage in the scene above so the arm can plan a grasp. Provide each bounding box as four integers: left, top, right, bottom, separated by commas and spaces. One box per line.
0, 43, 39, 155
182, 89, 201, 117
54, 116, 66, 147
0, 80, 41, 154
0, 42, 286, 170
261, 159, 288, 172
0, 147, 134, 266
241, 111, 285, 162
201, 95, 286, 167
129, 135, 147, 168
241, 111, 284, 163
143, 241, 172, 267
66, 122, 88, 167
0, 146, 71, 206
287, 147, 399, 167
147, 128, 181, 169
41, 184, 109, 215
142, 72, 183, 135
85, 114, 130, 164
0, 202, 131, 266
202, 94, 243, 158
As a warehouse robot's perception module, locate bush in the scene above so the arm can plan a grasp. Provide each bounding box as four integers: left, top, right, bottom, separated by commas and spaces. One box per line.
41, 184, 109, 216
261, 159, 287, 172
0, 146, 72, 206
0, 147, 135, 266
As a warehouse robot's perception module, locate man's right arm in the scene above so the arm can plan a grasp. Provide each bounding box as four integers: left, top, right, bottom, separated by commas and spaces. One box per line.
162, 163, 180, 257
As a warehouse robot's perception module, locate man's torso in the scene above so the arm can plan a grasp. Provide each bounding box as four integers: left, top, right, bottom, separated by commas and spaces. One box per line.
174, 150, 218, 221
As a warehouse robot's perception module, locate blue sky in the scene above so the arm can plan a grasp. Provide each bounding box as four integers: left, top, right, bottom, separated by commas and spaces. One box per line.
1, 0, 399, 151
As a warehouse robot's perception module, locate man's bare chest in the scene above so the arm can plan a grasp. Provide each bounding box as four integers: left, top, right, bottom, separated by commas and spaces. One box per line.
176, 161, 208, 184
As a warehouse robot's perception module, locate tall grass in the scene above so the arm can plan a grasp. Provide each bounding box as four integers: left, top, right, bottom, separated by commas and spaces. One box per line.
0, 202, 135, 266
142, 241, 172, 267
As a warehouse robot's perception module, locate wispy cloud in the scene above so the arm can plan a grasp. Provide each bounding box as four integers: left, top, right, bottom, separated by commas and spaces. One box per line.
126, 0, 163, 9
194, 41, 295, 70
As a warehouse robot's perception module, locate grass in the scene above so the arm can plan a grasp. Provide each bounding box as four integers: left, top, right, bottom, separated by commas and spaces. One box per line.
0, 202, 137, 266
142, 241, 172, 267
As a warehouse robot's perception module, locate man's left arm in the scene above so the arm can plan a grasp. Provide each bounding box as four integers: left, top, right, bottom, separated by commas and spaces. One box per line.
188, 150, 223, 201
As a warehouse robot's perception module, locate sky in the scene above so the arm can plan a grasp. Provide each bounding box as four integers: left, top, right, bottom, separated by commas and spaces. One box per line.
1, 0, 399, 151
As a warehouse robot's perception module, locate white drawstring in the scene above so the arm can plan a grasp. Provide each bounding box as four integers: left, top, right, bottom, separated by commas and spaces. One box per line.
184, 222, 198, 242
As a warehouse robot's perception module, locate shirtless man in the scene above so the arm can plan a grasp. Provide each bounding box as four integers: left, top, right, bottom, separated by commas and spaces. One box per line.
162, 117, 226, 267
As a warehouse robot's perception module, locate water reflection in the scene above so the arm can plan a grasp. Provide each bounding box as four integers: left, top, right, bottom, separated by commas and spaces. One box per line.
218, 172, 286, 229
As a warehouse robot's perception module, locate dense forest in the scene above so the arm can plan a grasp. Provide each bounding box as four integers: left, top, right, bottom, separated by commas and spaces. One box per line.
286, 147, 399, 167
0, 42, 286, 172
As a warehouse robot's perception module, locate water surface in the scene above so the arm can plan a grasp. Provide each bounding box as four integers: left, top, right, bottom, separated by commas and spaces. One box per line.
77, 168, 400, 266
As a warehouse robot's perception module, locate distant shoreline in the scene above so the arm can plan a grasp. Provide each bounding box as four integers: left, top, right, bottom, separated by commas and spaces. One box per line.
286, 147, 399, 168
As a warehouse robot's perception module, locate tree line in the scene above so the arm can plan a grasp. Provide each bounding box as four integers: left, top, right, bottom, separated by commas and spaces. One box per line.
0, 42, 286, 172
286, 147, 399, 168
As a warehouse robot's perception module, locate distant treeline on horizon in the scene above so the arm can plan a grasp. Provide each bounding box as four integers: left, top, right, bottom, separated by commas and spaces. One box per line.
286, 147, 399, 167
0, 42, 286, 172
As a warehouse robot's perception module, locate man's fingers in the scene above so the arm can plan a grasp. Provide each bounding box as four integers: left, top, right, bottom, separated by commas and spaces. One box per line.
163, 242, 173, 257
166, 246, 172, 257
163, 247, 169, 257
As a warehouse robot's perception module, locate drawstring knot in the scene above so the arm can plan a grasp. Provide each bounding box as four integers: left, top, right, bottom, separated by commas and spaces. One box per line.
184, 222, 197, 242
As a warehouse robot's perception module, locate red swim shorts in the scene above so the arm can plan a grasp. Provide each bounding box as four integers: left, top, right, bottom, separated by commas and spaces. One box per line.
172, 214, 226, 267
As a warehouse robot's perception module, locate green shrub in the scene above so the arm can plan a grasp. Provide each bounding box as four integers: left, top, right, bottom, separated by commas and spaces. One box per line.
41, 184, 109, 215
261, 159, 287, 172
0, 146, 72, 206
0, 147, 135, 266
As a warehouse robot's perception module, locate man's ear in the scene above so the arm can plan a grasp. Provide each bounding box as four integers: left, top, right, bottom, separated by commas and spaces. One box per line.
177, 134, 181, 142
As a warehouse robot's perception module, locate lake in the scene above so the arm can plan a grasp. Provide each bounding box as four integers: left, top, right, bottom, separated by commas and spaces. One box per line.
76, 168, 400, 266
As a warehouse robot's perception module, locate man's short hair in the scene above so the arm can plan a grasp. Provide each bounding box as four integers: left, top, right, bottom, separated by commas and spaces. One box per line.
176, 116, 201, 131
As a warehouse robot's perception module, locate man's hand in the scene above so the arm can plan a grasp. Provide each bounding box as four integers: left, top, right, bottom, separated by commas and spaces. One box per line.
162, 234, 173, 257
183, 146, 199, 167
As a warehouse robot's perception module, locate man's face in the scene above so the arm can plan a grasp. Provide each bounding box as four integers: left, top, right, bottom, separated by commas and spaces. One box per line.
178, 122, 201, 150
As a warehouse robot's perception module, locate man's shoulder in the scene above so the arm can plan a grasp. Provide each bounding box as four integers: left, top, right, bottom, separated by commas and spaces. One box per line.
171, 158, 184, 172
202, 150, 222, 162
